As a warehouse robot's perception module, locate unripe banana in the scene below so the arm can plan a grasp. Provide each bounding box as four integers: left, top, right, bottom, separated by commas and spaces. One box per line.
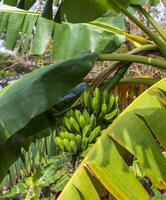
94, 126, 101, 138
81, 137, 89, 151
89, 114, 96, 130
83, 89, 90, 107
75, 135, 82, 150
66, 109, 75, 118
94, 88, 100, 110
104, 109, 118, 122
69, 133, 76, 141
107, 95, 115, 113
70, 140, 78, 154
61, 127, 67, 132
63, 117, 72, 132
63, 138, 71, 152
101, 103, 107, 116
83, 89, 93, 112
64, 132, 70, 139
55, 137, 65, 151
82, 125, 90, 138
75, 109, 82, 123
69, 117, 80, 132
83, 109, 90, 124
59, 131, 66, 139
92, 88, 100, 114
88, 126, 101, 143
78, 115, 86, 130
102, 89, 109, 105
92, 96, 97, 114
114, 96, 119, 109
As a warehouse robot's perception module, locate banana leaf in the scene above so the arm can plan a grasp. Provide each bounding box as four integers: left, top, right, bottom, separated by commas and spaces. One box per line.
0, 52, 97, 182
58, 78, 166, 200
52, 20, 124, 60
0, 11, 125, 60
57, 0, 160, 23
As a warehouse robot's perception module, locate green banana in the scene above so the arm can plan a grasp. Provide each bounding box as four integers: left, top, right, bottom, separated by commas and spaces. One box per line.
114, 96, 119, 109
89, 114, 96, 130
59, 131, 70, 140
69, 133, 76, 141
63, 138, 71, 152
69, 117, 80, 132
92, 88, 100, 114
107, 95, 115, 113
74, 109, 82, 123
63, 117, 72, 132
92, 97, 97, 114
83, 89, 90, 107
101, 103, 107, 116
104, 109, 118, 122
55, 137, 65, 151
82, 125, 90, 138
83, 109, 90, 124
59, 131, 66, 139
81, 137, 89, 151
83, 88, 93, 112
70, 140, 78, 154
66, 109, 75, 118
75, 135, 82, 150
78, 115, 86, 130
88, 126, 101, 143
61, 127, 67, 132
102, 89, 109, 105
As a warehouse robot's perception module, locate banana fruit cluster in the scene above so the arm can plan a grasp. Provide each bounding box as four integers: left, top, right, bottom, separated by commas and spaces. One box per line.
55, 88, 120, 155
55, 109, 101, 155
83, 88, 119, 122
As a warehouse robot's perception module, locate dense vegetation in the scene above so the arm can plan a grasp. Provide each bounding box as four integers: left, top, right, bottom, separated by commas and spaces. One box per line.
0, 0, 165, 199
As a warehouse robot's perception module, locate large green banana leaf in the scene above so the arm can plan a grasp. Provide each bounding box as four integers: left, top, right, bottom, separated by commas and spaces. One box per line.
0, 52, 97, 182
58, 0, 160, 23
0, 10, 125, 60
58, 78, 166, 200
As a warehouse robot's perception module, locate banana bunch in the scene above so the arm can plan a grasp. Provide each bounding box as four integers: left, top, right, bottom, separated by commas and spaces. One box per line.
55, 109, 101, 155
55, 87, 120, 155
83, 88, 120, 123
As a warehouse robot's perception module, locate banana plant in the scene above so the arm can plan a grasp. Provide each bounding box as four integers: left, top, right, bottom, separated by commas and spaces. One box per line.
0, 52, 98, 183
57, 78, 166, 200
0, 0, 159, 60
0, 0, 166, 197
0, 10, 125, 60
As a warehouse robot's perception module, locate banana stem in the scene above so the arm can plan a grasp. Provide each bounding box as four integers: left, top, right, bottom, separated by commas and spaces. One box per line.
115, 2, 166, 57
98, 53, 166, 70
103, 63, 131, 92
137, 5, 166, 42
92, 44, 157, 88
119, 78, 160, 86
62, 45, 158, 113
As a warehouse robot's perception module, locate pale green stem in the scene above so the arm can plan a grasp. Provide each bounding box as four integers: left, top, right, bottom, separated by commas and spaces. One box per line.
115, 2, 166, 57
120, 78, 160, 86
98, 54, 166, 70
92, 44, 158, 87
